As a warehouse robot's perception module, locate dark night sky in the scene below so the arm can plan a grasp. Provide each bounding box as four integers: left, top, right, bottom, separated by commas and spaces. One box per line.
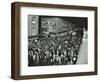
63, 17, 88, 30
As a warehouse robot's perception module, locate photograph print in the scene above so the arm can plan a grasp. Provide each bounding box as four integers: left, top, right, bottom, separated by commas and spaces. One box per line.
28, 15, 88, 66
11, 2, 97, 79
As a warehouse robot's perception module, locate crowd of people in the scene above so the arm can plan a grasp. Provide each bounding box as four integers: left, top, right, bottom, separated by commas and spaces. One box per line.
28, 30, 83, 66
